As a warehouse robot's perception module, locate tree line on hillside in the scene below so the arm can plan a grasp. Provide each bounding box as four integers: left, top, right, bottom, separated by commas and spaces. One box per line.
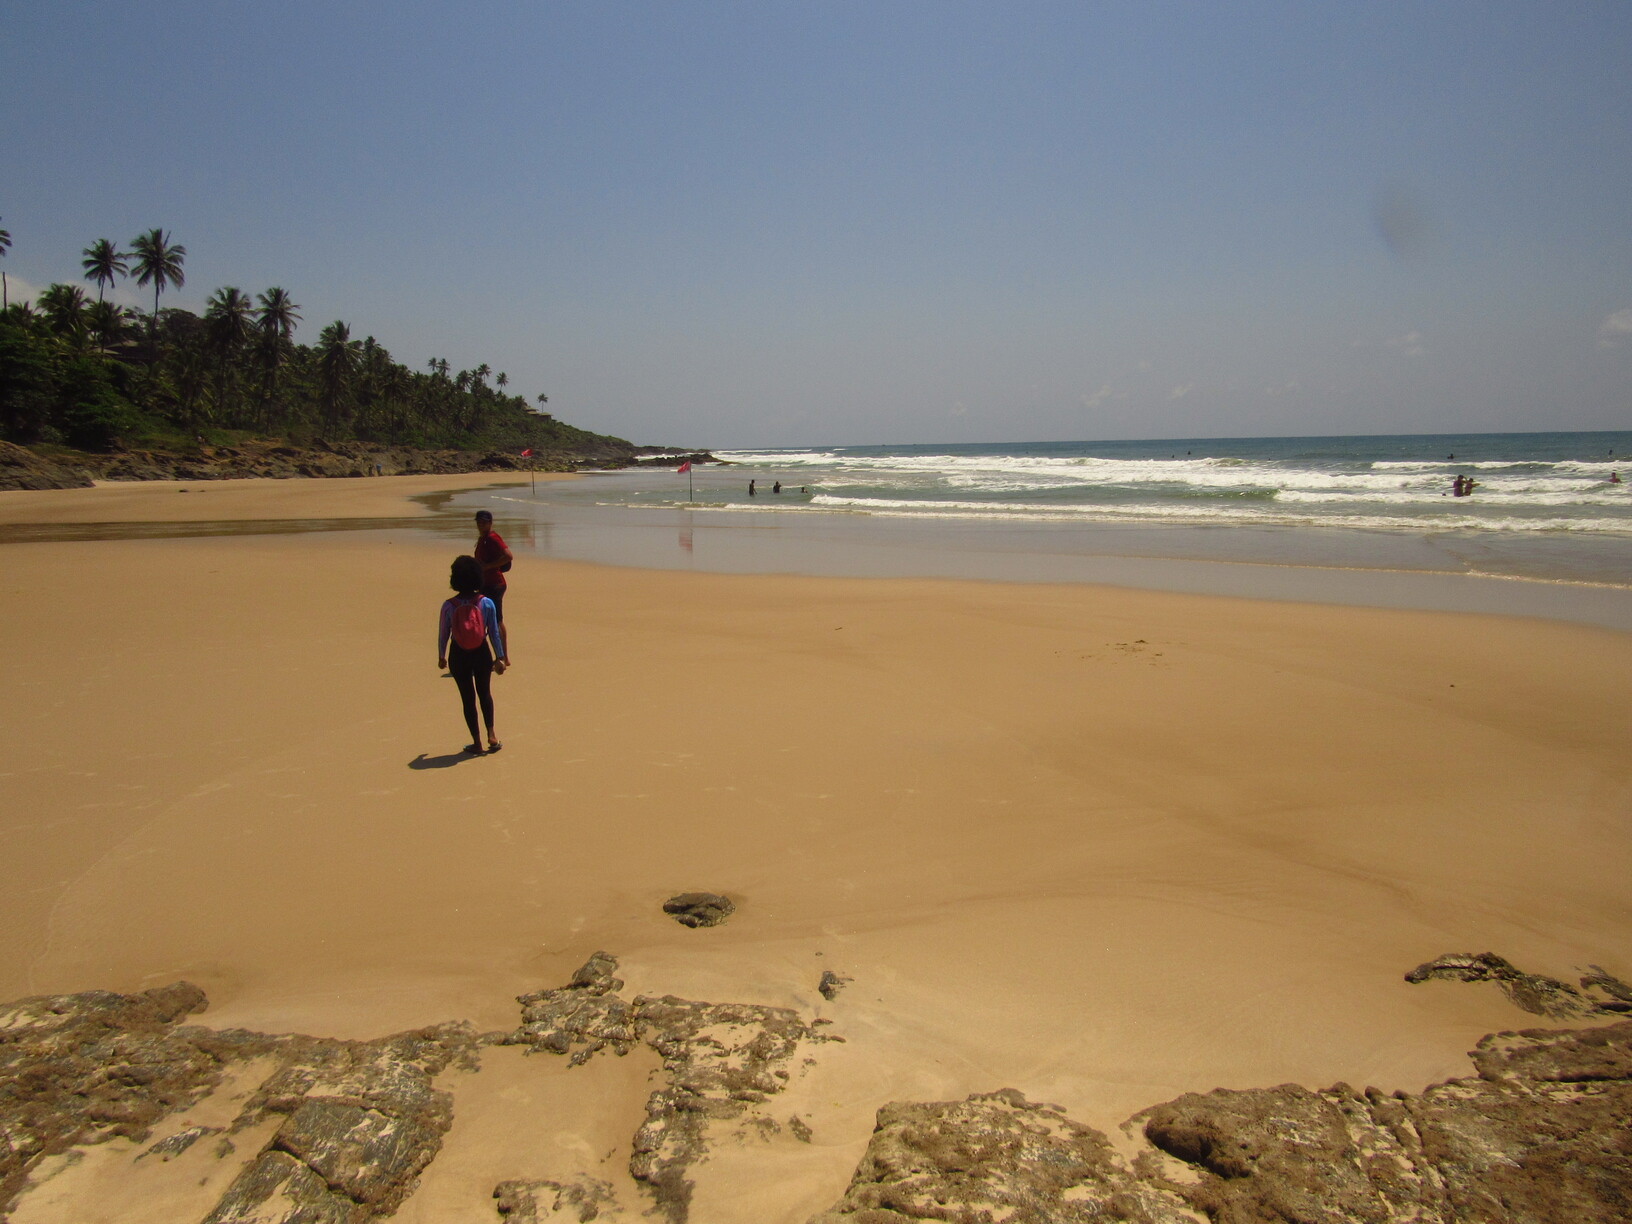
0, 219, 625, 455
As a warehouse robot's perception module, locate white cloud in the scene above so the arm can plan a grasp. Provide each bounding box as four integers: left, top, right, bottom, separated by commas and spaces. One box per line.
1080, 383, 1118, 409
1168, 383, 1193, 400
1598, 308, 1632, 347
0, 273, 45, 307
1384, 330, 1426, 357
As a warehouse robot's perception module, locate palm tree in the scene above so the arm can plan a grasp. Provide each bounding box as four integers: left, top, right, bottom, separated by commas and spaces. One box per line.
37, 284, 90, 345
129, 228, 186, 355
496, 371, 508, 391
81, 239, 128, 303
0, 218, 11, 309
255, 286, 300, 342
252, 287, 301, 427
205, 287, 255, 423
86, 300, 133, 355
316, 320, 359, 434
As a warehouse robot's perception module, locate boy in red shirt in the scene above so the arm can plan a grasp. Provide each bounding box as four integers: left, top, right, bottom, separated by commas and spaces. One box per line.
474, 510, 513, 658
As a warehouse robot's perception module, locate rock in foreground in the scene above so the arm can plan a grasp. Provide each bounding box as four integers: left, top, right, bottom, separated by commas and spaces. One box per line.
813, 1020, 1632, 1223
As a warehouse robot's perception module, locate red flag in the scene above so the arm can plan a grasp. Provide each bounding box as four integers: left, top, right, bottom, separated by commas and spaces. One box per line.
677, 461, 692, 473
520, 448, 534, 457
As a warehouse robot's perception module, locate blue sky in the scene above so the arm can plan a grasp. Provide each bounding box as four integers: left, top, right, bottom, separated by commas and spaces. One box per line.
3, 1, 1630, 446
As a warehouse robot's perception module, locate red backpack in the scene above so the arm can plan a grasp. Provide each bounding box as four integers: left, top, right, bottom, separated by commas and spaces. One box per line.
449, 596, 487, 650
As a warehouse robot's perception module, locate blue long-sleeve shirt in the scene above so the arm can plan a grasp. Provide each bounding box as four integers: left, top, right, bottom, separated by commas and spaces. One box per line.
438, 595, 506, 659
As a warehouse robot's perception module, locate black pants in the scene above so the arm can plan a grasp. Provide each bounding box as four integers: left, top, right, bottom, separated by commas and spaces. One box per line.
448, 641, 495, 744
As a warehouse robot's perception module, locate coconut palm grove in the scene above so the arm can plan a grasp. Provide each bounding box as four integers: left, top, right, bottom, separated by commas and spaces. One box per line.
0, 222, 625, 457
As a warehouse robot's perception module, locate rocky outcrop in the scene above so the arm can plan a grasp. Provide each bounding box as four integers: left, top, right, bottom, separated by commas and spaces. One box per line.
1406, 951, 1632, 1019
0, 439, 721, 488
493, 1175, 619, 1222
661, 892, 734, 928
809, 1089, 1194, 1223
503, 951, 836, 1222
201, 1024, 476, 1224
86, 440, 586, 482
0, 981, 221, 1206
5, 957, 1631, 1224
814, 1019, 1632, 1224
0, 981, 475, 1223
0, 440, 95, 490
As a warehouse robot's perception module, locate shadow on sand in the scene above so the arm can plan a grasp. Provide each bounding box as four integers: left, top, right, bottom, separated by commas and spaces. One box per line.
408, 751, 482, 770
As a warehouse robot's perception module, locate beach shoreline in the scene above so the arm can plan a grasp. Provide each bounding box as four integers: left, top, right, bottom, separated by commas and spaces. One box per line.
2, 474, 1629, 1219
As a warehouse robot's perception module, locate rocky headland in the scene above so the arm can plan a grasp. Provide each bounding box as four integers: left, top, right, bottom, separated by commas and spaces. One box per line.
2, 951, 1630, 1223
0, 439, 716, 492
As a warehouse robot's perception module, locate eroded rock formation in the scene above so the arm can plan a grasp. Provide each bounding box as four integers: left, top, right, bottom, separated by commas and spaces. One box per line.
3, 955, 1630, 1223
0, 981, 474, 1223
503, 951, 837, 1222
1406, 951, 1632, 1019
0, 440, 95, 490
808, 1089, 1195, 1223
814, 1020, 1632, 1223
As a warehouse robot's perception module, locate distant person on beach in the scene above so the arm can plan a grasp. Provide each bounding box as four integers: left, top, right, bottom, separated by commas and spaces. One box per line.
473, 510, 512, 649
1452, 475, 1465, 496
438, 555, 507, 755
1612, 471, 1622, 484
748, 480, 756, 496
773, 481, 782, 493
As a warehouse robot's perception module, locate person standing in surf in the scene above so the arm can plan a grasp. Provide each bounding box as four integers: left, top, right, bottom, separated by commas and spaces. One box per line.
439, 555, 507, 755
473, 510, 514, 657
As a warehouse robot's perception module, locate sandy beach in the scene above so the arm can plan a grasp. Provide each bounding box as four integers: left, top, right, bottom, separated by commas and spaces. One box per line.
1, 475, 1629, 1221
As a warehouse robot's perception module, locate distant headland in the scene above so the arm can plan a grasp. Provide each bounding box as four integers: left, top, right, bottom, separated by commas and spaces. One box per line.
0, 224, 709, 488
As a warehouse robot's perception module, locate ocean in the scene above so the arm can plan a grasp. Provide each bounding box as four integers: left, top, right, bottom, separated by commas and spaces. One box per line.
654, 432, 1632, 537
469, 431, 1632, 628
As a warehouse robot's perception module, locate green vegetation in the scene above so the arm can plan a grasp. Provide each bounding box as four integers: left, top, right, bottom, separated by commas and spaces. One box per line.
0, 225, 625, 456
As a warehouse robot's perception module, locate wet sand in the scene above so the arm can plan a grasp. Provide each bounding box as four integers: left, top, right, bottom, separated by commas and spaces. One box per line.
1, 476, 1629, 1221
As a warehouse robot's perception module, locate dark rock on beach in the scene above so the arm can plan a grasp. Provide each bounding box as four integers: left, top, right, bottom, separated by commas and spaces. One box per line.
503, 951, 836, 1222
818, 970, 850, 1000
1406, 951, 1632, 1017
809, 1089, 1194, 1223
814, 1019, 1632, 1224
0, 439, 95, 490
0, 438, 722, 489
494, 1175, 619, 1222
0, 980, 475, 1223
5, 954, 1632, 1223
662, 892, 734, 928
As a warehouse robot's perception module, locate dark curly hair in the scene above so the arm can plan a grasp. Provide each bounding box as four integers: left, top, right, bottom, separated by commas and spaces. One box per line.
449, 554, 483, 594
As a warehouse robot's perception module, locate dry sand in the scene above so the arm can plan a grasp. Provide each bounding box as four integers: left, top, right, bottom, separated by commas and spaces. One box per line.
1, 475, 1629, 1221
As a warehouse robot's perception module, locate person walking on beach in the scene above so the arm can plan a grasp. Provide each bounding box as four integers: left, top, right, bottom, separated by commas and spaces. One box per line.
438, 555, 507, 755
473, 510, 513, 653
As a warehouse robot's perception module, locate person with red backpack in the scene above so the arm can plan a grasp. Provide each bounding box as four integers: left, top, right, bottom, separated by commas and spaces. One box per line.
438, 555, 508, 754
474, 510, 513, 648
